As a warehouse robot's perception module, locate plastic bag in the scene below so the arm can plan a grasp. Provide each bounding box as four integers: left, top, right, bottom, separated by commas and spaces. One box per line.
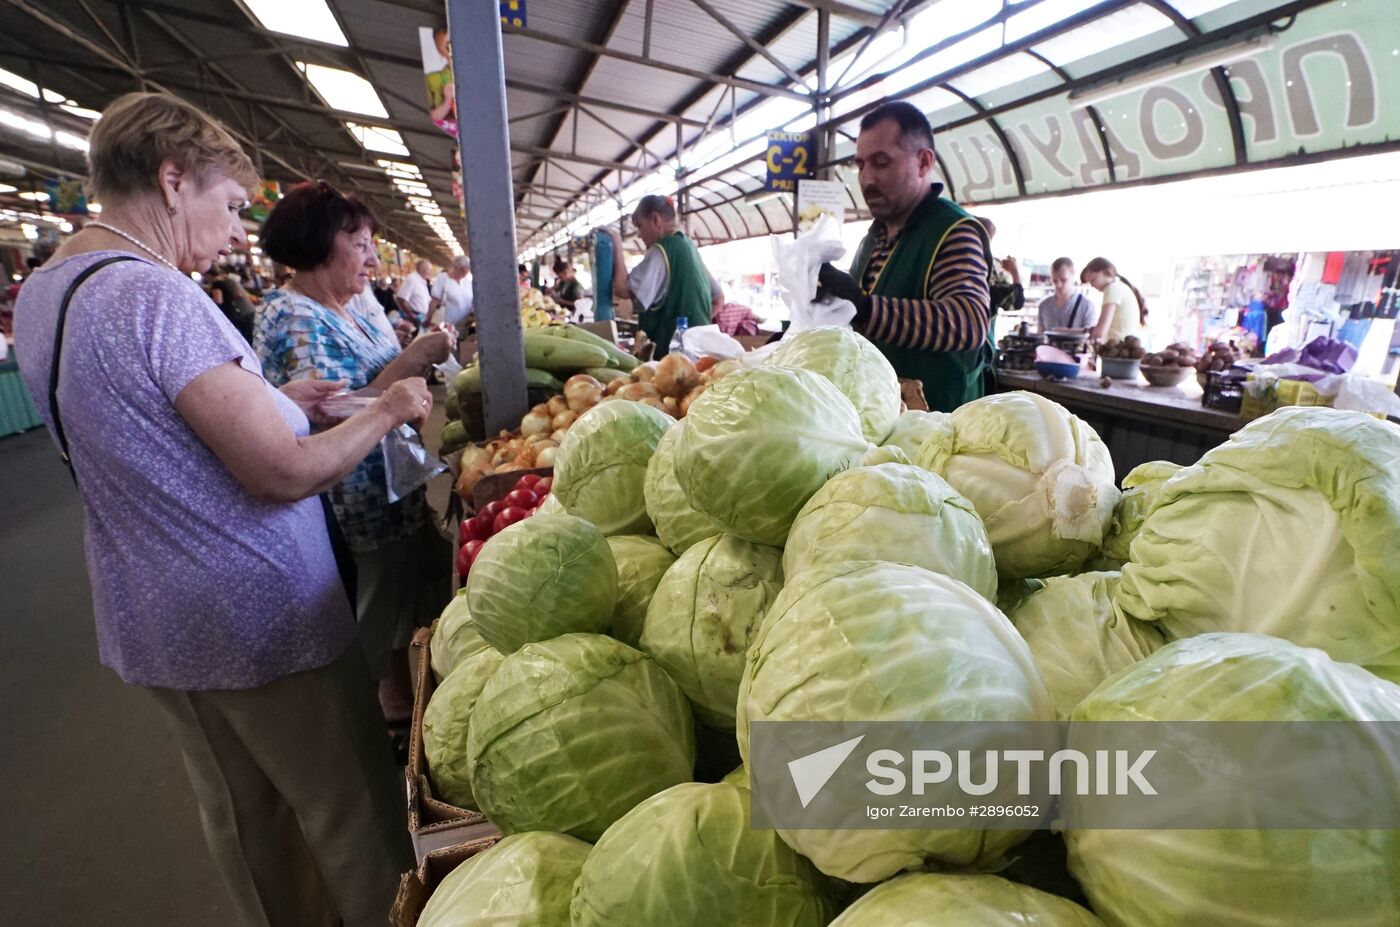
382, 424, 448, 503
772, 214, 857, 335
434, 354, 465, 380
681, 324, 745, 359
318, 390, 448, 501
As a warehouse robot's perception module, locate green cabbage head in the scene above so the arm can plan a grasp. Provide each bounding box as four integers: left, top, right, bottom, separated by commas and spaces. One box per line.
1067, 632, 1400, 927
916, 391, 1119, 579
570, 781, 834, 927
880, 409, 951, 460
417, 831, 590, 927
1007, 571, 1165, 720
606, 534, 676, 647
1118, 408, 1400, 683
466, 514, 617, 653
422, 641, 506, 810
639, 534, 784, 728
783, 463, 997, 600
643, 424, 723, 555
769, 327, 901, 442
466, 633, 695, 841
677, 365, 869, 546
430, 593, 491, 684
829, 872, 1104, 926
553, 400, 673, 535
534, 493, 565, 515
737, 561, 1054, 882
1092, 460, 1182, 569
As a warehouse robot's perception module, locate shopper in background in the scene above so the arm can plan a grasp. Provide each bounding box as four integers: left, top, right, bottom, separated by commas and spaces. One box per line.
977, 216, 1025, 316
255, 181, 455, 730
1082, 255, 1147, 344
552, 258, 583, 314
518, 262, 531, 288
13, 92, 417, 927
429, 254, 474, 328
205, 263, 254, 342
394, 257, 432, 329
1038, 257, 1097, 333
605, 194, 720, 357
815, 100, 993, 412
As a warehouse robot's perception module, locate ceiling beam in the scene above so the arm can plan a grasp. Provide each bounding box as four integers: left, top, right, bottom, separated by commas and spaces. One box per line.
780, 0, 883, 28
501, 22, 811, 102
506, 79, 707, 127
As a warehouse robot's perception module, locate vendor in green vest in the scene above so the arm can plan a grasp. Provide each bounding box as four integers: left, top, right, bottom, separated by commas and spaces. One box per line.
816, 101, 994, 412
606, 195, 721, 358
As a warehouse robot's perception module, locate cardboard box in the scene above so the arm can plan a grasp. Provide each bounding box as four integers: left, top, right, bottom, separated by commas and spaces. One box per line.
406, 625, 492, 863
390, 828, 503, 927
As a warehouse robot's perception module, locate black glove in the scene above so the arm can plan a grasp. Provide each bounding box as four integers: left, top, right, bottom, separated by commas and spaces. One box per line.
816, 263, 871, 324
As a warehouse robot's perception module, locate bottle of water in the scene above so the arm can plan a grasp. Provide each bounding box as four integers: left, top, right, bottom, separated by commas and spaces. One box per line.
668, 316, 689, 358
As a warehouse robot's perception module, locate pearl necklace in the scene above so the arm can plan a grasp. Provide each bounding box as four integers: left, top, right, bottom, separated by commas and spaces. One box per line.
87, 221, 182, 274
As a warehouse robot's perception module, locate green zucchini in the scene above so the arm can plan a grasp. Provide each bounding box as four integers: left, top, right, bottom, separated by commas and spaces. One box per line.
522, 332, 611, 371
537, 324, 639, 371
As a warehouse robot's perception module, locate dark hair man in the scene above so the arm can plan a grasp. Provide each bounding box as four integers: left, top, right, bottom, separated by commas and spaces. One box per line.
816, 101, 994, 411
605, 194, 722, 357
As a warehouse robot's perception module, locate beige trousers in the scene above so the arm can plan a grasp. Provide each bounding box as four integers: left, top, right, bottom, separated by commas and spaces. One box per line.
148, 644, 413, 927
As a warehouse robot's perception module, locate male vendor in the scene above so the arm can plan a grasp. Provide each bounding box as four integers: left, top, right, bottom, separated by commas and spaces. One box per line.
817, 101, 994, 411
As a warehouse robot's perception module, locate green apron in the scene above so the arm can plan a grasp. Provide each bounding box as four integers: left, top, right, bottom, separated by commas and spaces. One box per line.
850, 189, 993, 413
639, 231, 713, 358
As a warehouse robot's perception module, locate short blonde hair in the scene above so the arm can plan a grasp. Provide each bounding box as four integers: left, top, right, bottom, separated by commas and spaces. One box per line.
87, 92, 259, 201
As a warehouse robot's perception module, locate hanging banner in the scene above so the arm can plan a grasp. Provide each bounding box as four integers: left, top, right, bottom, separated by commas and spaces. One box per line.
44, 177, 87, 216
420, 26, 457, 139
931, 0, 1400, 204
245, 180, 281, 223
766, 131, 814, 192
499, 1, 527, 27
796, 179, 846, 230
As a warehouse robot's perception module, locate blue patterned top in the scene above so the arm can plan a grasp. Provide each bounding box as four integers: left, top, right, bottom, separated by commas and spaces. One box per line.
254, 287, 428, 552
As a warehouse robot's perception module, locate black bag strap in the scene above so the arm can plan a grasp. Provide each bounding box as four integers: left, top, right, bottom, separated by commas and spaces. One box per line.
1067, 293, 1087, 330
47, 255, 142, 478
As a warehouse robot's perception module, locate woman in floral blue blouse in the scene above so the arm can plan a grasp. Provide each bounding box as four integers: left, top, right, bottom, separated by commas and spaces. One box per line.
255, 181, 454, 719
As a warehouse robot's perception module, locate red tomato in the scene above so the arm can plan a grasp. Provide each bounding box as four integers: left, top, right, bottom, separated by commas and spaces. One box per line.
479, 500, 506, 520
535, 476, 553, 495
461, 539, 486, 563
455, 544, 474, 578
462, 513, 494, 541
504, 488, 538, 509
531, 492, 549, 510
461, 513, 493, 543
492, 506, 530, 534
515, 474, 542, 491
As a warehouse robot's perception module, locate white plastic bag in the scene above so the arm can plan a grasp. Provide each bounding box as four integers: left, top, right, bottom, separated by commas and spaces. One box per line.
1319, 373, 1400, 418
681, 324, 745, 359
771, 214, 857, 335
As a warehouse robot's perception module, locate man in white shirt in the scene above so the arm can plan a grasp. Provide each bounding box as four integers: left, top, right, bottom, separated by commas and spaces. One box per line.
429, 255, 474, 327
395, 259, 433, 328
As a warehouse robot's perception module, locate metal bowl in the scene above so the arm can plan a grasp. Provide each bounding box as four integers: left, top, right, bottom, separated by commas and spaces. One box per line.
1099, 356, 1141, 380
1141, 364, 1193, 387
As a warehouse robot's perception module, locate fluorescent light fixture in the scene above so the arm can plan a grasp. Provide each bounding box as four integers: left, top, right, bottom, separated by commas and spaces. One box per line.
345, 122, 409, 156
59, 220, 73, 232
247, 232, 259, 243
0, 66, 65, 102
0, 107, 52, 142
0, 183, 14, 193
60, 102, 102, 120
19, 190, 49, 201
55, 130, 88, 152
88, 202, 101, 213
1068, 31, 1276, 108
296, 62, 388, 118
242, 0, 348, 47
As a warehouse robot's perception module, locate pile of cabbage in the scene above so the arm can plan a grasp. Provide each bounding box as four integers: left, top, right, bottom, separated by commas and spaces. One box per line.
418, 330, 1400, 927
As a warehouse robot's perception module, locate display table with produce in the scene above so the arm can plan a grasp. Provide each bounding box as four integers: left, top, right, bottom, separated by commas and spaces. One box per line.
995, 369, 1241, 480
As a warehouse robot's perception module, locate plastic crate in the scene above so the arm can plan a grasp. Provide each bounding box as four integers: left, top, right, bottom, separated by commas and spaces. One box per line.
1241, 375, 1331, 421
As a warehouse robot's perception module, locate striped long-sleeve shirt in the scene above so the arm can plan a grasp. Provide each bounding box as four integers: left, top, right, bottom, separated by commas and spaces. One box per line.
857, 220, 991, 352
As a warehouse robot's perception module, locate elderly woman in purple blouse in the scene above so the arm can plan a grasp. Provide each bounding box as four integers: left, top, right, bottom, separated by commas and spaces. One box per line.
14, 92, 417, 926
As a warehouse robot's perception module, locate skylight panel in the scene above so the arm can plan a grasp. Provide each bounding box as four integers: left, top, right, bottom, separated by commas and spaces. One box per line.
346, 122, 409, 156
243, 0, 348, 47
297, 62, 388, 118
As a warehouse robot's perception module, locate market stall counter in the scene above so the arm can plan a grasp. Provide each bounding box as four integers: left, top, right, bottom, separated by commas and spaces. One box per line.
995, 370, 1242, 481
